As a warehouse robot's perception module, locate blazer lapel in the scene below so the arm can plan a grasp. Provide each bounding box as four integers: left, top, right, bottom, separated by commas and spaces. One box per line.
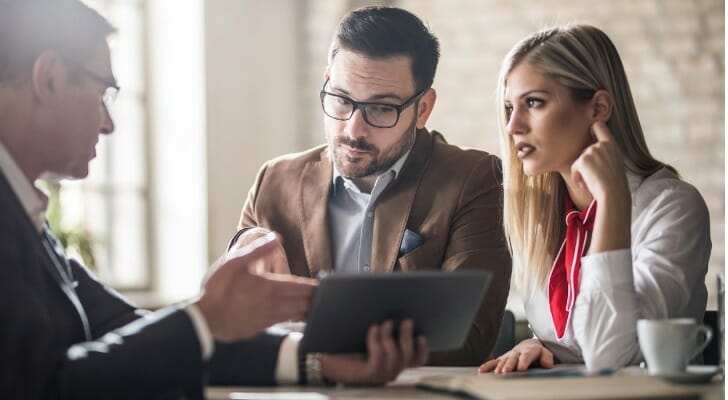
39, 230, 92, 340
0, 170, 92, 340
370, 130, 433, 272
298, 150, 335, 277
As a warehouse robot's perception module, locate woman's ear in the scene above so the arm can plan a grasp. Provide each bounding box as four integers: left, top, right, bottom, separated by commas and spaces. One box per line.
591, 90, 613, 122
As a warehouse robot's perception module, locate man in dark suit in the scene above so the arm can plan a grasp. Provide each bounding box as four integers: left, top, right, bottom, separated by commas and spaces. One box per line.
231, 6, 512, 366
0, 1, 427, 398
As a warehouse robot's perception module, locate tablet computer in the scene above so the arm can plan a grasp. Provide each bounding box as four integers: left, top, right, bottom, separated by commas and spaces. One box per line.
300, 270, 492, 354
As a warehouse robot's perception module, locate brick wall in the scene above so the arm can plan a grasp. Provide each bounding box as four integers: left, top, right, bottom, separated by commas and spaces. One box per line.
299, 0, 724, 309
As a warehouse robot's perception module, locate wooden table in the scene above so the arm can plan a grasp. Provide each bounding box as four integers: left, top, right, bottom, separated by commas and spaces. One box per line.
206, 366, 724, 400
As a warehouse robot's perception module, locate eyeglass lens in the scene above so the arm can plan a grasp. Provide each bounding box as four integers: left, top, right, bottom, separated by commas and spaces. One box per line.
321, 93, 399, 128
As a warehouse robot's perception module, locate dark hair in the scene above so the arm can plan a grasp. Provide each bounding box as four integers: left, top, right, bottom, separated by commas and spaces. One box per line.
330, 6, 440, 92
0, 0, 115, 83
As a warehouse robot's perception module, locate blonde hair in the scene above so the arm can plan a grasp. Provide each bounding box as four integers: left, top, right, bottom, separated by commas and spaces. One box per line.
497, 24, 675, 296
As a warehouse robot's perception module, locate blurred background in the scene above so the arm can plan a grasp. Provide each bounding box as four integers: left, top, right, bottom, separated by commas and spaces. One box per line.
52, 0, 723, 316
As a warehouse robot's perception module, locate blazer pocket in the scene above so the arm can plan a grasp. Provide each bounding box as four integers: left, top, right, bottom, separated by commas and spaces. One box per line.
399, 228, 424, 257
396, 233, 443, 271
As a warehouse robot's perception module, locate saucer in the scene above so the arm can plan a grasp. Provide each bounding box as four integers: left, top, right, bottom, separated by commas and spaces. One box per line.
654, 365, 720, 384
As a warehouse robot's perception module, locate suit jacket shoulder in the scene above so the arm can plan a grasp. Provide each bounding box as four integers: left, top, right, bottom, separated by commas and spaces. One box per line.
261, 144, 329, 177
426, 130, 503, 188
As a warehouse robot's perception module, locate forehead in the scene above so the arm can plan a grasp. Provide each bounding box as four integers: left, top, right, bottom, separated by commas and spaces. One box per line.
328, 49, 415, 98
504, 62, 557, 98
83, 43, 114, 78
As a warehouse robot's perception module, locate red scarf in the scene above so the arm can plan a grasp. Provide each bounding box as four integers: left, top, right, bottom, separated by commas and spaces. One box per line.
548, 194, 597, 340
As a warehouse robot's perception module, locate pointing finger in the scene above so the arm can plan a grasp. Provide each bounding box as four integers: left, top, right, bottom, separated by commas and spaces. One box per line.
591, 120, 612, 143
209, 234, 279, 285
225, 232, 279, 262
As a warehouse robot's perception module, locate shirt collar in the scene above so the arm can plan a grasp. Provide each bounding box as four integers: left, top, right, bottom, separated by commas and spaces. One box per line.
332, 143, 413, 194
0, 141, 48, 232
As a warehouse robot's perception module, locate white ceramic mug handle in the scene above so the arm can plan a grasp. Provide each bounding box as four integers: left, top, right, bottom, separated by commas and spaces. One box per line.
690, 324, 713, 360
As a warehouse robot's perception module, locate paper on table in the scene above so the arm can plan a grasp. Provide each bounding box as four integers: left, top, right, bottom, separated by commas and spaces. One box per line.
417, 373, 699, 400
229, 393, 329, 400
494, 366, 613, 379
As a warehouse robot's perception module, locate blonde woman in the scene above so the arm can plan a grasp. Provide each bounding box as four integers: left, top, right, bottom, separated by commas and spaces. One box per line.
479, 25, 711, 373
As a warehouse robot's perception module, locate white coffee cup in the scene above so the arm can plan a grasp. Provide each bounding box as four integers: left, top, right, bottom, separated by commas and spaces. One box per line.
637, 318, 712, 375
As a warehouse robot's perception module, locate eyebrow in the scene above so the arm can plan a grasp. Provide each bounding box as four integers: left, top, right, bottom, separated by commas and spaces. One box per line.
505, 89, 551, 101
330, 84, 405, 103
86, 67, 119, 89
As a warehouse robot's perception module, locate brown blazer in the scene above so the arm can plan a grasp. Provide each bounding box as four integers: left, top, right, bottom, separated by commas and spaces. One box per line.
236, 129, 512, 365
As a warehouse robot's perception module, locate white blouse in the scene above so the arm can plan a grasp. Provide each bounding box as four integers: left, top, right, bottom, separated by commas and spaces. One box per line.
524, 168, 711, 370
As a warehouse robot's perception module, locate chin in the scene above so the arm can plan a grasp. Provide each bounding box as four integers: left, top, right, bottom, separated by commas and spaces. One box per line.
65, 162, 91, 180
338, 165, 367, 179
521, 164, 539, 177
335, 156, 365, 177
73, 168, 90, 179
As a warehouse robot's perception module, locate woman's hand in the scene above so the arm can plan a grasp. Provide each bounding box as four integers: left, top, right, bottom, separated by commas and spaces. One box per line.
478, 338, 554, 374
570, 121, 629, 204
571, 121, 632, 253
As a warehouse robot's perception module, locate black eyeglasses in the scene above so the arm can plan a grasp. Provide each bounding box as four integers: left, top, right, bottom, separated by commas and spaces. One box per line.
64, 59, 120, 110
320, 78, 425, 128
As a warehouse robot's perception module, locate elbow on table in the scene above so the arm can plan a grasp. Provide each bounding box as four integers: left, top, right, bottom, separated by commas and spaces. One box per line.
582, 340, 641, 371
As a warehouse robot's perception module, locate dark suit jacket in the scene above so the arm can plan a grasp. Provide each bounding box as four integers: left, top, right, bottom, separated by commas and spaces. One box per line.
237, 129, 512, 366
0, 170, 285, 399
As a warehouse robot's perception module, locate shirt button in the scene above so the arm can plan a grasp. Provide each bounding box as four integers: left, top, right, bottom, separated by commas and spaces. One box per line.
363, 265, 370, 272
366, 212, 374, 218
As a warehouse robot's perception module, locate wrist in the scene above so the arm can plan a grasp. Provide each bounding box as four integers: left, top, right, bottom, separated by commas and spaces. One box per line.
598, 194, 631, 222
193, 297, 218, 340
298, 349, 333, 386
297, 345, 307, 385
184, 303, 215, 360
593, 178, 630, 209
591, 199, 631, 253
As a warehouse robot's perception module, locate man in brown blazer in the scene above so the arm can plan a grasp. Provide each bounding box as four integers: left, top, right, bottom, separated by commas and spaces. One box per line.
229, 6, 512, 366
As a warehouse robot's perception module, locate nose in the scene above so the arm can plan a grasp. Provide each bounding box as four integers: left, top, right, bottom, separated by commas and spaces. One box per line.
100, 105, 115, 135
506, 106, 526, 136
343, 107, 370, 140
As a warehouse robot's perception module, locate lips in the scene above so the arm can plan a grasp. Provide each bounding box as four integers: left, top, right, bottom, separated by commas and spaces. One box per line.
342, 145, 370, 157
515, 142, 535, 159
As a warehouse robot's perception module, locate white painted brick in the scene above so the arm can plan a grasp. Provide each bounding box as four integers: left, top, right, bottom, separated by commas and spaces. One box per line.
660, 0, 699, 16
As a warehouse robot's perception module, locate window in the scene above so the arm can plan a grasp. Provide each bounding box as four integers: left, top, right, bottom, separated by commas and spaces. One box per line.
57, 0, 150, 290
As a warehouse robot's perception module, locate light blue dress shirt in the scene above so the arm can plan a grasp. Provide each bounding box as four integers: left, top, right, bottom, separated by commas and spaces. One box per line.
329, 148, 411, 273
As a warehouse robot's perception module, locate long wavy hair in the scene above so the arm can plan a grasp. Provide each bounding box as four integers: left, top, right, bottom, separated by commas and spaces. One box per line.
497, 24, 675, 296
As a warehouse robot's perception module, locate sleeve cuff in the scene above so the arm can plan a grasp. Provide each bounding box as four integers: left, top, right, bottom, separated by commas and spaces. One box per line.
580, 248, 633, 292
184, 303, 215, 361
275, 332, 302, 384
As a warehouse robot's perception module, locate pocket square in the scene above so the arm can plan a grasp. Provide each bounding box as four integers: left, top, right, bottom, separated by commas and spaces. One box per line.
399, 229, 424, 257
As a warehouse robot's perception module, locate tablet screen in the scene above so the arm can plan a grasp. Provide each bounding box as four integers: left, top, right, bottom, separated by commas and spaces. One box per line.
300, 270, 492, 354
